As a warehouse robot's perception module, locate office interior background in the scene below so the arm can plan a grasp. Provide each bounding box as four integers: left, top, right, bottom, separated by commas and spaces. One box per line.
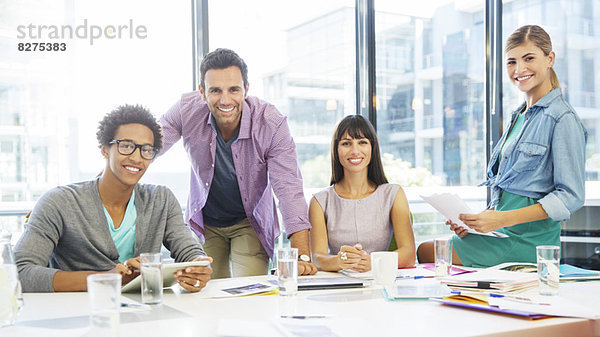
1, 0, 599, 267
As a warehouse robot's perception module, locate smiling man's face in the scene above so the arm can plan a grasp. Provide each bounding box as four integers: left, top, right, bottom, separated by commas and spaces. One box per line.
200, 66, 248, 136
102, 123, 154, 188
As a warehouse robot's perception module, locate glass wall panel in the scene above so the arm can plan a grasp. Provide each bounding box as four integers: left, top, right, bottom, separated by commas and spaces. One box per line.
374, 1, 487, 244
0, 0, 193, 236
208, 0, 356, 193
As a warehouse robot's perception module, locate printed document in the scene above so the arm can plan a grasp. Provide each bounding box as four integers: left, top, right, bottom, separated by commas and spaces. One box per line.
420, 193, 508, 238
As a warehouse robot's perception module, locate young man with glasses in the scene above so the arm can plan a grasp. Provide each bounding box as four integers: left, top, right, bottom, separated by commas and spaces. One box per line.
160, 49, 317, 278
15, 105, 212, 292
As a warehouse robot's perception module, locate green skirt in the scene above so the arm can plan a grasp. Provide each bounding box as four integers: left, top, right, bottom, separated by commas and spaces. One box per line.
452, 191, 560, 268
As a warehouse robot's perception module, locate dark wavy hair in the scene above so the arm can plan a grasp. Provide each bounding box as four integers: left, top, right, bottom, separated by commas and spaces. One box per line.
330, 115, 388, 186
200, 48, 249, 91
96, 104, 163, 153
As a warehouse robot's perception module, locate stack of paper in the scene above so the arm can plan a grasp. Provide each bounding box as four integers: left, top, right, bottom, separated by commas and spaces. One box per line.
488, 262, 600, 281
420, 193, 508, 238
266, 276, 366, 290
432, 292, 600, 320
430, 294, 550, 319
439, 269, 537, 293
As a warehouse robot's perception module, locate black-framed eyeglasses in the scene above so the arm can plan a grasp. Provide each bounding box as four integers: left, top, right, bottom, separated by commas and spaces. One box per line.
108, 139, 157, 160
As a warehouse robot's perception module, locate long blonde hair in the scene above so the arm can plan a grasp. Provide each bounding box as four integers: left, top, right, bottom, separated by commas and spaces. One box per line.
505, 25, 559, 89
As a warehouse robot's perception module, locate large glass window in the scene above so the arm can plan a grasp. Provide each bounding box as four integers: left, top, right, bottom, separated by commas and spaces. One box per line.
502, 0, 600, 190
207, 0, 356, 193
374, 1, 487, 244
0, 0, 193, 237
3, 0, 599, 255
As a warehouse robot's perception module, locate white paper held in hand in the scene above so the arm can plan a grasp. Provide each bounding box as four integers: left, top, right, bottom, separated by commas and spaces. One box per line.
420, 193, 508, 238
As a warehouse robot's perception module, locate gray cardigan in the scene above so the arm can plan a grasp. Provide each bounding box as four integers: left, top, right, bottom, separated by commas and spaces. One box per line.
15, 178, 206, 292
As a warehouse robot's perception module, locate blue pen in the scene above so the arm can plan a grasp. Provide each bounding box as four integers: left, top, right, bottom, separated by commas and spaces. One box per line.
489, 293, 550, 304
451, 291, 550, 305
396, 275, 432, 280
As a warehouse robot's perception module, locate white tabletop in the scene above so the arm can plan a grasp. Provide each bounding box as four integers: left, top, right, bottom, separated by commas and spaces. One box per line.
4, 272, 600, 337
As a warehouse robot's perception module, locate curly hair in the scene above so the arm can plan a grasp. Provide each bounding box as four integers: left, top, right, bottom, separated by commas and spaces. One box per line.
96, 104, 163, 153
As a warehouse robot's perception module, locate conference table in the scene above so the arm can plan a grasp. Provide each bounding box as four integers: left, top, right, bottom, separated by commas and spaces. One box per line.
4, 272, 600, 337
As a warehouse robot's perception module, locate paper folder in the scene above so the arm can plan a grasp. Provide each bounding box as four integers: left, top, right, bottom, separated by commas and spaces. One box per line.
430, 295, 550, 320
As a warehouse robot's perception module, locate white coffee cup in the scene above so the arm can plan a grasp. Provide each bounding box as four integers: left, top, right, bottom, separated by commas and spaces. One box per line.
371, 251, 398, 286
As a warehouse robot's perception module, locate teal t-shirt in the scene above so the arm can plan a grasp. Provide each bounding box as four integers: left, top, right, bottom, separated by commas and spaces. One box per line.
500, 109, 525, 160
103, 190, 137, 262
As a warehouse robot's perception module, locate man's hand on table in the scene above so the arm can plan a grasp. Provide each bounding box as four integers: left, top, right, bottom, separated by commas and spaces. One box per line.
298, 261, 318, 275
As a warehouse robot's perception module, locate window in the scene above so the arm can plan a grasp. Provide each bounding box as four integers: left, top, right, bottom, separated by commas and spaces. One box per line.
502, 0, 600, 188
2, 1, 599, 254
374, 1, 487, 244
207, 0, 356, 194
0, 1, 193, 236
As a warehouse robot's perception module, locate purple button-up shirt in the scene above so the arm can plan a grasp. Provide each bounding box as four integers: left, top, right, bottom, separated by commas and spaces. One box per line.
160, 92, 310, 258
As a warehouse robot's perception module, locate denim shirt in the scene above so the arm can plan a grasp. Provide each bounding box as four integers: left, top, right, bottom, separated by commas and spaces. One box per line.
482, 88, 587, 221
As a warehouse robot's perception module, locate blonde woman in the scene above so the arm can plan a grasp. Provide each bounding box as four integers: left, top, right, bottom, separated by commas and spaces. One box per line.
418, 25, 587, 267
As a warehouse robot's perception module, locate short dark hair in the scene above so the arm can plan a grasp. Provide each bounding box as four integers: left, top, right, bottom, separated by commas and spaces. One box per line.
96, 104, 163, 153
330, 115, 388, 186
200, 48, 248, 90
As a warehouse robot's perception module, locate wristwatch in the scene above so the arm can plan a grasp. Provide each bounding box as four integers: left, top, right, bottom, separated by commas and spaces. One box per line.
298, 254, 311, 263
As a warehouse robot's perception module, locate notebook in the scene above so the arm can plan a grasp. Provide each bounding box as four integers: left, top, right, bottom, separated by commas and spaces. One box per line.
488, 262, 600, 281
439, 269, 537, 293
267, 276, 367, 290
430, 294, 550, 320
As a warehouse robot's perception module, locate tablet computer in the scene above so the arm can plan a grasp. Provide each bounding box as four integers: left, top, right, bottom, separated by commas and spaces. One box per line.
121, 260, 210, 293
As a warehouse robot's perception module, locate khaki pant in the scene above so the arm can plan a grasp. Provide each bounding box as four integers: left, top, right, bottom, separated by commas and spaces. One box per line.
203, 218, 269, 279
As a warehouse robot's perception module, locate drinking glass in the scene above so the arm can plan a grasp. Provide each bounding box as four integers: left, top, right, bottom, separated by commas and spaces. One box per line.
277, 247, 298, 296
434, 237, 453, 277
87, 273, 121, 337
537, 245, 560, 296
140, 253, 163, 305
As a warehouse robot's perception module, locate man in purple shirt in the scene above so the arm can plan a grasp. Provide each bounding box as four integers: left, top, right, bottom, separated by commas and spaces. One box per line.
160, 48, 317, 278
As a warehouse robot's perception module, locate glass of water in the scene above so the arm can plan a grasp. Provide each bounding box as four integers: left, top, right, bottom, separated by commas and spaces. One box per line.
87, 273, 121, 337
536, 245, 560, 296
277, 247, 298, 296
434, 237, 453, 277
140, 253, 163, 305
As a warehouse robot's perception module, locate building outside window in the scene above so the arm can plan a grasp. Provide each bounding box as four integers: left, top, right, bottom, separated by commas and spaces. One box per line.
1, 0, 599, 257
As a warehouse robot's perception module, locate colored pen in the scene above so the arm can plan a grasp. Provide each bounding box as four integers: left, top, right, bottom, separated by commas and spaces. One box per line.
280, 315, 327, 319
396, 275, 434, 280
120, 302, 150, 309
488, 293, 551, 305
450, 291, 551, 306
